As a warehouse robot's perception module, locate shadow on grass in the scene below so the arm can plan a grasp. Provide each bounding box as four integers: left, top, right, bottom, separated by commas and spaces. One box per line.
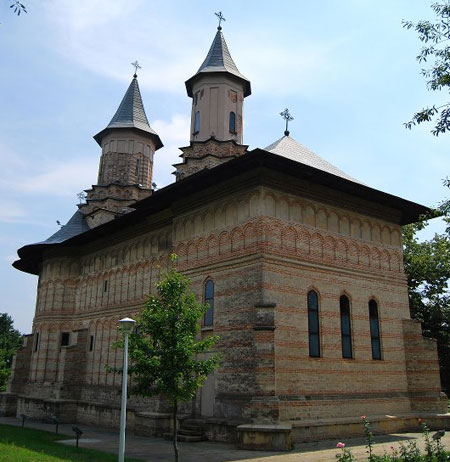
0, 424, 143, 462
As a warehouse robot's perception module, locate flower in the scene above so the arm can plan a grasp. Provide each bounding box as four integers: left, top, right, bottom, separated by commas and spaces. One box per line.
336, 442, 346, 448
361, 415, 366, 420
418, 418, 422, 423
390, 446, 395, 450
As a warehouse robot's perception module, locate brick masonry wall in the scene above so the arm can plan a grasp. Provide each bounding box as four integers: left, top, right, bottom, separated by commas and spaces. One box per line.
9, 183, 445, 425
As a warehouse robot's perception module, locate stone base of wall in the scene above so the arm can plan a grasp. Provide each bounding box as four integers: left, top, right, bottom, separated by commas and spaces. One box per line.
134, 412, 172, 437
237, 423, 293, 450
204, 418, 245, 442
291, 413, 450, 443
0, 393, 18, 416
76, 400, 128, 429
5, 395, 450, 451
17, 396, 78, 422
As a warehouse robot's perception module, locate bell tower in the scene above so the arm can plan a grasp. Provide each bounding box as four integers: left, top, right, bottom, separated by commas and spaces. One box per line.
80, 66, 163, 228
174, 16, 251, 180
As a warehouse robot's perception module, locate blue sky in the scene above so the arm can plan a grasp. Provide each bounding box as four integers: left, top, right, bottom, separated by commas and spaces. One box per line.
1, 0, 448, 333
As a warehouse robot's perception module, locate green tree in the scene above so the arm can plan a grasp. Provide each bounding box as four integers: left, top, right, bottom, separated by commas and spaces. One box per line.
0, 313, 22, 391
116, 256, 220, 462
403, 1, 450, 135
402, 184, 450, 392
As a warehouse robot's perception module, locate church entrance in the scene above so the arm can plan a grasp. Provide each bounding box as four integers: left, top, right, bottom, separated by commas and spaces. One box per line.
200, 372, 215, 417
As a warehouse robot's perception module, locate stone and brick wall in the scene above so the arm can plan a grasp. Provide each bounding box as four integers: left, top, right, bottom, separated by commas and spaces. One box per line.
9, 181, 445, 428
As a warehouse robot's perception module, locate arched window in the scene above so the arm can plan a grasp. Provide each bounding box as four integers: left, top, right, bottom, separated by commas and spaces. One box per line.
369, 299, 381, 360
340, 295, 352, 359
204, 279, 214, 327
229, 111, 236, 133
135, 159, 140, 178
194, 111, 200, 133
307, 290, 320, 357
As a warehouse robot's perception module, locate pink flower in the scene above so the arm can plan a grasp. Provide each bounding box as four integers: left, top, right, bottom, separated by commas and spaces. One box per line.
336, 442, 345, 448
361, 415, 366, 420
390, 446, 395, 451
418, 418, 423, 423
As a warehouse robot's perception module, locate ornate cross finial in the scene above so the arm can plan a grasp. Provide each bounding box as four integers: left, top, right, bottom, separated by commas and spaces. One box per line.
77, 191, 87, 205
280, 108, 294, 136
131, 60, 141, 78
215, 11, 226, 30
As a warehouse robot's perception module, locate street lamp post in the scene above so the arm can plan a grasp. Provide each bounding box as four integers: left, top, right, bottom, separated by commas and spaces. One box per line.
118, 317, 136, 462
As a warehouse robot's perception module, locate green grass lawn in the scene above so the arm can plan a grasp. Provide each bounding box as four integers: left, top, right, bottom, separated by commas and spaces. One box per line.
0, 424, 144, 462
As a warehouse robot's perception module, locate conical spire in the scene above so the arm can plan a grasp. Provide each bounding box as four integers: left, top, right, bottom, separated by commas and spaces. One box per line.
94, 76, 163, 149
185, 29, 251, 97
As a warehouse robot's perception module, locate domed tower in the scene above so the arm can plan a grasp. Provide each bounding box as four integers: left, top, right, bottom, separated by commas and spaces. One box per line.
174, 18, 251, 180
81, 69, 163, 228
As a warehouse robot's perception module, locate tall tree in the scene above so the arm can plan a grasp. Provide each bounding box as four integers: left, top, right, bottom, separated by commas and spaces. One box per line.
402, 183, 450, 392
115, 255, 220, 462
0, 313, 22, 391
403, 1, 450, 135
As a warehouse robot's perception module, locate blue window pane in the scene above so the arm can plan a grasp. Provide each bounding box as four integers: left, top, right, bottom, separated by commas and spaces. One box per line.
340, 296, 352, 358
307, 290, 320, 357
372, 338, 381, 360
205, 280, 214, 299
204, 280, 214, 327
308, 291, 318, 311
342, 337, 352, 359
341, 315, 351, 336
369, 300, 381, 360
308, 311, 319, 333
229, 111, 236, 133
204, 305, 213, 326
309, 334, 320, 357
194, 111, 200, 133
370, 318, 379, 337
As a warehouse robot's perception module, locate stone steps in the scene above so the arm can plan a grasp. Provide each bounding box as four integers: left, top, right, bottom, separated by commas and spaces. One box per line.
163, 417, 206, 442
178, 428, 202, 436
163, 432, 205, 442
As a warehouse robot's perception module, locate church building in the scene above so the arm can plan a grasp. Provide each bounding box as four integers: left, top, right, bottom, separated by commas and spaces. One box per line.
1, 21, 448, 449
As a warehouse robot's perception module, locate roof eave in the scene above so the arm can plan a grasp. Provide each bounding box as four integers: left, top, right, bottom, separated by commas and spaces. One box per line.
93, 126, 164, 150
13, 149, 429, 276
185, 71, 251, 98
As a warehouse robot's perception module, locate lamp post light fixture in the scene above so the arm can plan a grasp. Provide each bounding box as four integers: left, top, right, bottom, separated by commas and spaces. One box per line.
118, 317, 136, 462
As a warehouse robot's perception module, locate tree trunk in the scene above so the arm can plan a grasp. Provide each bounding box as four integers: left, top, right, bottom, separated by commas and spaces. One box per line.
172, 400, 179, 462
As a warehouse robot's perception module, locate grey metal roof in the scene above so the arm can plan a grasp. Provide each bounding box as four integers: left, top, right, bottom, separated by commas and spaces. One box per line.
264, 135, 363, 184
94, 76, 163, 149
185, 29, 251, 97
39, 209, 90, 245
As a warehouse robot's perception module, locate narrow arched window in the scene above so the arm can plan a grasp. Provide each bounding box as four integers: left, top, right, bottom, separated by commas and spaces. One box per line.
369, 300, 381, 360
194, 111, 200, 133
340, 295, 352, 359
229, 111, 236, 133
135, 159, 140, 178
204, 279, 214, 327
308, 290, 320, 357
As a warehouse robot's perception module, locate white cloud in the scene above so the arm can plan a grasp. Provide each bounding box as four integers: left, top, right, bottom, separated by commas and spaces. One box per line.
237, 34, 348, 97
41, 0, 344, 98
153, 114, 190, 187
0, 136, 98, 198
45, 0, 141, 31
17, 159, 98, 196
42, 0, 200, 93
0, 202, 26, 224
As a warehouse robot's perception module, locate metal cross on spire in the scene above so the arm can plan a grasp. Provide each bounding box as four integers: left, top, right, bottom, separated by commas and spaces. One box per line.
131, 60, 141, 78
77, 191, 86, 205
215, 11, 226, 30
280, 108, 294, 136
